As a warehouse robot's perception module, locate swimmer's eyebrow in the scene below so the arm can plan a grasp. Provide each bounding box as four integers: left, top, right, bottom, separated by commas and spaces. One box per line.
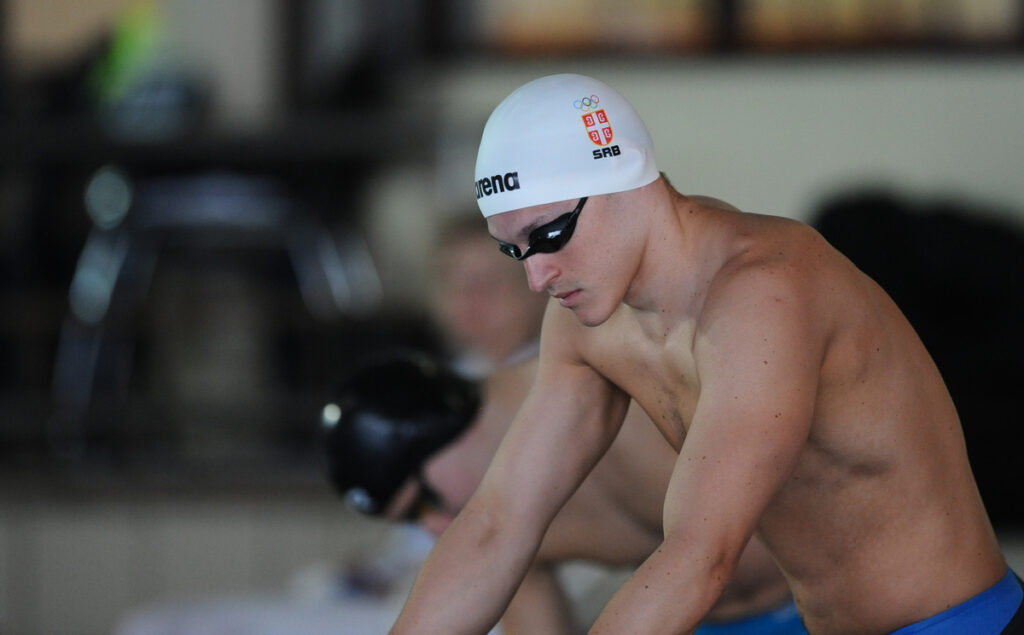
518, 218, 547, 240
495, 217, 551, 245
489, 222, 533, 246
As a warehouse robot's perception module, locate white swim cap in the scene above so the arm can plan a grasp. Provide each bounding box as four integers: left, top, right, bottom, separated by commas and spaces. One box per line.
475, 73, 659, 218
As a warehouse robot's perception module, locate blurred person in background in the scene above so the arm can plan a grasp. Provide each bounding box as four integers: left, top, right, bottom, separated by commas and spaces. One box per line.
428, 214, 548, 378
114, 216, 548, 634
307, 213, 552, 624
327, 350, 806, 634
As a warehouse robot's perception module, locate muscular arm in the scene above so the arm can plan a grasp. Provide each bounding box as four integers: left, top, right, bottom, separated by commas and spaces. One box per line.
590, 267, 824, 634
391, 315, 630, 634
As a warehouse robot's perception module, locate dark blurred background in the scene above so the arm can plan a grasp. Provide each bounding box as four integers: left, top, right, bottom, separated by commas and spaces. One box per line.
0, 1, 1022, 633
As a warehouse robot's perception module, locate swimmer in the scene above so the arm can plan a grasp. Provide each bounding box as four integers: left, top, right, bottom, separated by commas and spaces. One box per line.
325, 351, 806, 633
391, 74, 1023, 634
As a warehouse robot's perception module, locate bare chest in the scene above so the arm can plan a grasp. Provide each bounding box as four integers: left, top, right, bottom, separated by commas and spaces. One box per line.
583, 322, 700, 451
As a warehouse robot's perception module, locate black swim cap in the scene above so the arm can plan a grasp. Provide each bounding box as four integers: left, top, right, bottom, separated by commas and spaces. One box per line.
322, 351, 480, 515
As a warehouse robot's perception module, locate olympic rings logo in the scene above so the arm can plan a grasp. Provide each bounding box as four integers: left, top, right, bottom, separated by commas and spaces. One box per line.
573, 95, 601, 112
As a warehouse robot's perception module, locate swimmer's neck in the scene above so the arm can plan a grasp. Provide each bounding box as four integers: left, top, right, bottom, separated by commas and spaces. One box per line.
621, 193, 734, 326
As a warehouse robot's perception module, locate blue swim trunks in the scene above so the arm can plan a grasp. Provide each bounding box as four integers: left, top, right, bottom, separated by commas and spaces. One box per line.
695, 599, 807, 635
890, 569, 1023, 634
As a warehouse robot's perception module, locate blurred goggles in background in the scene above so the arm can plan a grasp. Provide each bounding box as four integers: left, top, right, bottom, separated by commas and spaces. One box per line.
400, 474, 444, 522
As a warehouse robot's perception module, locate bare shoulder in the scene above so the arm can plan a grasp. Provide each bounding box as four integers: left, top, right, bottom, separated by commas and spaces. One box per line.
687, 195, 742, 212
534, 296, 628, 410
700, 215, 832, 335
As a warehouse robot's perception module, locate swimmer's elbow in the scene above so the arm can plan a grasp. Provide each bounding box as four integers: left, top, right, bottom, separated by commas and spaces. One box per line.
707, 550, 741, 595
458, 491, 539, 555
662, 530, 743, 597
461, 498, 504, 549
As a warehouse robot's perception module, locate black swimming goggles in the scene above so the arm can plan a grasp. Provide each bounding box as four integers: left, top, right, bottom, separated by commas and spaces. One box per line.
497, 197, 588, 261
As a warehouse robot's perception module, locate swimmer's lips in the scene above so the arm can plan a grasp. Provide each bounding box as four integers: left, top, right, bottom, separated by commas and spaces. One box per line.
554, 289, 581, 307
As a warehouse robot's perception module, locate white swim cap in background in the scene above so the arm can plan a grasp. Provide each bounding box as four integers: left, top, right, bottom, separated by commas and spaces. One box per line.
475, 73, 659, 218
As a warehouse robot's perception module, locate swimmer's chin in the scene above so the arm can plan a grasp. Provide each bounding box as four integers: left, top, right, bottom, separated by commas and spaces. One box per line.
566, 305, 616, 328
554, 290, 614, 327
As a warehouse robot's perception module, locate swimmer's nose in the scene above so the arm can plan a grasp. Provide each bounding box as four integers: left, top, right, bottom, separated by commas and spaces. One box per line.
523, 255, 557, 293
